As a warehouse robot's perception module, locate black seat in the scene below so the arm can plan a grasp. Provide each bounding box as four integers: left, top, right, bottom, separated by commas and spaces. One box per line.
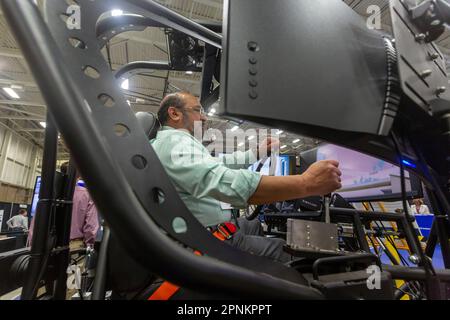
106, 235, 156, 300
135, 112, 160, 140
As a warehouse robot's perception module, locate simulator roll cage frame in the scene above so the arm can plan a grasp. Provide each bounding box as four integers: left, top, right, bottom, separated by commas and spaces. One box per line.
0, 0, 449, 300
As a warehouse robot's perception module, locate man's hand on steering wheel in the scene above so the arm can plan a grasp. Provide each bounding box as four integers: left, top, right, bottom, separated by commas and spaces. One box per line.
257, 136, 280, 159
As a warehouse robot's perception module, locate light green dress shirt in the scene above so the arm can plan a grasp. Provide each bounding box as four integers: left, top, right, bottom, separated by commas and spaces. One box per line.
151, 126, 262, 227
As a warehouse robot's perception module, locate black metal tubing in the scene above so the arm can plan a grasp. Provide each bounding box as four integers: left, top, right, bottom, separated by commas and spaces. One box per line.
53, 160, 77, 300
435, 215, 450, 267
21, 113, 58, 300
329, 207, 430, 262
376, 236, 402, 265
383, 264, 450, 282
425, 220, 438, 257
352, 212, 371, 252
395, 213, 439, 298
353, 213, 370, 252
266, 207, 410, 254
330, 207, 405, 221
397, 216, 424, 260
127, 0, 222, 48
268, 208, 406, 222
393, 282, 410, 300
391, 133, 434, 282
267, 208, 404, 253
410, 136, 450, 267
192, 20, 222, 33
313, 253, 379, 280
92, 226, 110, 300
425, 185, 450, 268
2, 0, 323, 300
114, 61, 170, 79
329, 208, 371, 252
200, 44, 219, 104
0, 248, 30, 296
97, 14, 161, 46
96, 13, 222, 47
425, 185, 440, 259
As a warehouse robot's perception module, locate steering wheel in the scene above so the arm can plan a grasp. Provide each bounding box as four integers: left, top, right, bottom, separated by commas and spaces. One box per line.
244, 152, 278, 220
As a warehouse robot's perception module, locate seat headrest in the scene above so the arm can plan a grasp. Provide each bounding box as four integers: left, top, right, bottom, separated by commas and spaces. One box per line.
135, 112, 160, 140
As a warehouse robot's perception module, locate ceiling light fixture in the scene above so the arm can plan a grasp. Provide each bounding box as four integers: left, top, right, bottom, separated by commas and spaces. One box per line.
111, 9, 124, 16
3, 88, 20, 99
121, 78, 129, 90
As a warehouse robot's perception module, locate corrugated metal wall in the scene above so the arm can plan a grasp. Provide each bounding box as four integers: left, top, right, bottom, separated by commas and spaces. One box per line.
0, 126, 42, 203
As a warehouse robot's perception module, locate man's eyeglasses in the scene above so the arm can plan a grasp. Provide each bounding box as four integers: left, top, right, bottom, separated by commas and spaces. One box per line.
184, 106, 206, 116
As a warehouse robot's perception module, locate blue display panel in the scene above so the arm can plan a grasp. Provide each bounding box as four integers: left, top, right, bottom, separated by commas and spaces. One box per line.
30, 176, 41, 217
248, 155, 291, 176
300, 144, 423, 202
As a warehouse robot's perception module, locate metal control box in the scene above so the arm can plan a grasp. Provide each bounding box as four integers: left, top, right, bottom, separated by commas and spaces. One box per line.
286, 219, 339, 253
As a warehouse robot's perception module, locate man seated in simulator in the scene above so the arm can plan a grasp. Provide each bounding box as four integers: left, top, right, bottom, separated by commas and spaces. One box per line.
151, 92, 342, 263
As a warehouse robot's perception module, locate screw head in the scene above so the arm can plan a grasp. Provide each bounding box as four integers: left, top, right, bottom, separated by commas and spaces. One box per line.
249, 67, 258, 76
429, 52, 440, 60
247, 41, 260, 52
409, 254, 421, 265
249, 90, 258, 99
431, 19, 441, 26
249, 57, 258, 64
415, 33, 426, 42
421, 69, 432, 78
436, 86, 447, 95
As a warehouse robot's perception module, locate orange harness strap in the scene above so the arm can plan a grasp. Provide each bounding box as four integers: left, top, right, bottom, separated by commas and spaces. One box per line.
148, 222, 236, 300
148, 281, 180, 300
147, 249, 204, 300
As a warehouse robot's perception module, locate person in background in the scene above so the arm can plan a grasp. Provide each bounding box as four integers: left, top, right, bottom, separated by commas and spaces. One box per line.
63, 162, 105, 243
6, 209, 29, 232
411, 198, 430, 215
69, 172, 99, 251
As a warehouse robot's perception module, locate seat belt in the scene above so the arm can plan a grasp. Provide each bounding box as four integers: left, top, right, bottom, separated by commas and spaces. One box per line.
147, 222, 237, 300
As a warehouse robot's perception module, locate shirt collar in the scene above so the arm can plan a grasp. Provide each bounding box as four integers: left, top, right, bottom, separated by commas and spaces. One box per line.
160, 125, 175, 131
77, 180, 86, 188
157, 125, 193, 139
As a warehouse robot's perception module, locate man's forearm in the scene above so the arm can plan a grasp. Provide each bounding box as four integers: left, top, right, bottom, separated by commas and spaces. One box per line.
248, 175, 310, 205
248, 160, 342, 205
